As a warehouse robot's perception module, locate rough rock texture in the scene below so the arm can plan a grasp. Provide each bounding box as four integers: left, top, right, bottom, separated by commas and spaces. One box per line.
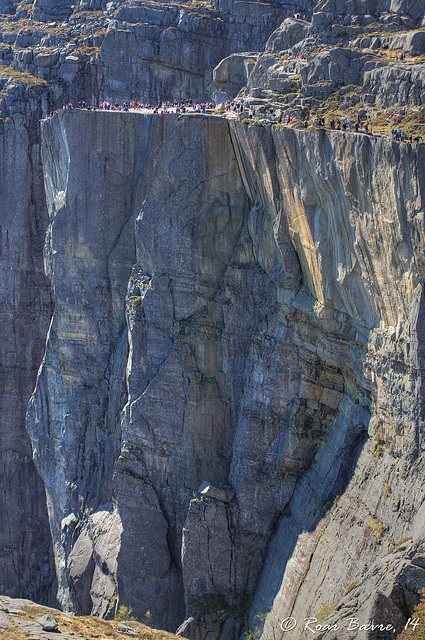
3, 0, 425, 634
230, 125, 425, 640
0, 112, 54, 601
265, 17, 309, 52
0, 0, 317, 113
38, 613, 59, 630
212, 52, 257, 101
0, 595, 85, 639
0, 0, 330, 615
95, 1, 291, 103
115, 113, 304, 636
23, 106, 425, 640
244, 28, 425, 109
0, 594, 165, 639
27, 109, 159, 615
239, 0, 425, 114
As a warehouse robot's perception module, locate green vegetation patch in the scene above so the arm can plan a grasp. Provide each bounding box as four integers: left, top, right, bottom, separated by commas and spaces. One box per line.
0, 64, 48, 89
383, 479, 392, 496
18, 603, 181, 640
77, 45, 101, 57
373, 432, 387, 458
366, 518, 386, 542
316, 602, 335, 622
114, 605, 137, 622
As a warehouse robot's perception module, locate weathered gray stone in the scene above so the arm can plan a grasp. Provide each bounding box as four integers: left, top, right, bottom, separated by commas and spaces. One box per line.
227, 126, 425, 640
265, 17, 310, 52
405, 30, 425, 54
31, 0, 73, 21
117, 621, 138, 635
182, 498, 234, 603
212, 52, 257, 100
0, 611, 12, 626
28, 109, 158, 614
312, 0, 425, 26
25, 111, 425, 640
34, 51, 59, 67
94, 0, 291, 103
37, 613, 58, 631
1, 0, 425, 624
66, 528, 95, 614
178, 612, 230, 640
362, 62, 425, 107
0, 115, 53, 601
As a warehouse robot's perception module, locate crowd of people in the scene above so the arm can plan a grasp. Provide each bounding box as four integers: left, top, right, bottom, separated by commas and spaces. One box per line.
41, 98, 422, 145
43, 98, 216, 119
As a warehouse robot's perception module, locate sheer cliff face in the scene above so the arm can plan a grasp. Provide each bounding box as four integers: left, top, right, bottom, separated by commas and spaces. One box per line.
27, 110, 425, 638
231, 126, 425, 639
0, 115, 53, 601
28, 110, 159, 615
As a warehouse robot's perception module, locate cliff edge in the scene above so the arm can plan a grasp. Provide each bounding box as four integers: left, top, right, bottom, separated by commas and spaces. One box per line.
21, 108, 425, 640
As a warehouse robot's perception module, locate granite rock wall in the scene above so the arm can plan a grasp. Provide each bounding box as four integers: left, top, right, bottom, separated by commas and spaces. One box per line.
0, 112, 53, 602
23, 110, 425, 640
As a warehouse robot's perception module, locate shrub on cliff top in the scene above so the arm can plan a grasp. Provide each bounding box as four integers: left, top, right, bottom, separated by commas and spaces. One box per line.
113, 605, 136, 622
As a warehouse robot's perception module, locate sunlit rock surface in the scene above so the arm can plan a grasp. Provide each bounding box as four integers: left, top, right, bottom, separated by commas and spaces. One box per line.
23, 109, 425, 640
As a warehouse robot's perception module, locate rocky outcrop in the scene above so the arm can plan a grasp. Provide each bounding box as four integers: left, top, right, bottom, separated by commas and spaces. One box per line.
27, 109, 159, 615
3, 0, 425, 633
22, 106, 425, 640
212, 52, 257, 101
0, 0, 309, 111
312, 0, 425, 31
0, 593, 181, 638
265, 17, 309, 52
239, 0, 425, 116
0, 0, 347, 617
230, 125, 425, 640
94, 0, 307, 103
244, 27, 425, 110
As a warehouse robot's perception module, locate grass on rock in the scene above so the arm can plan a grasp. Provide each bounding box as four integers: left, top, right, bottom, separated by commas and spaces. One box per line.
13, 604, 180, 640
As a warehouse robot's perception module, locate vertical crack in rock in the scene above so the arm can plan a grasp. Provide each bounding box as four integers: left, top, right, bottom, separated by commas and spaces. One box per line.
227, 124, 425, 640
116, 114, 250, 630
27, 109, 160, 615
27, 111, 425, 640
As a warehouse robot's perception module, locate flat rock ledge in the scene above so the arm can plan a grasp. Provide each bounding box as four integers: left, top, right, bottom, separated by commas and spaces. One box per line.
0, 596, 85, 640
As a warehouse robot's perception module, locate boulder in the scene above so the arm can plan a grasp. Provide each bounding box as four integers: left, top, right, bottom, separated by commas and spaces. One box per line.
212, 52, 257, 100
37, 613, 59, 631
117, 622, 138, 636
265, 18, 310, 52
405, 30, 425, 54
